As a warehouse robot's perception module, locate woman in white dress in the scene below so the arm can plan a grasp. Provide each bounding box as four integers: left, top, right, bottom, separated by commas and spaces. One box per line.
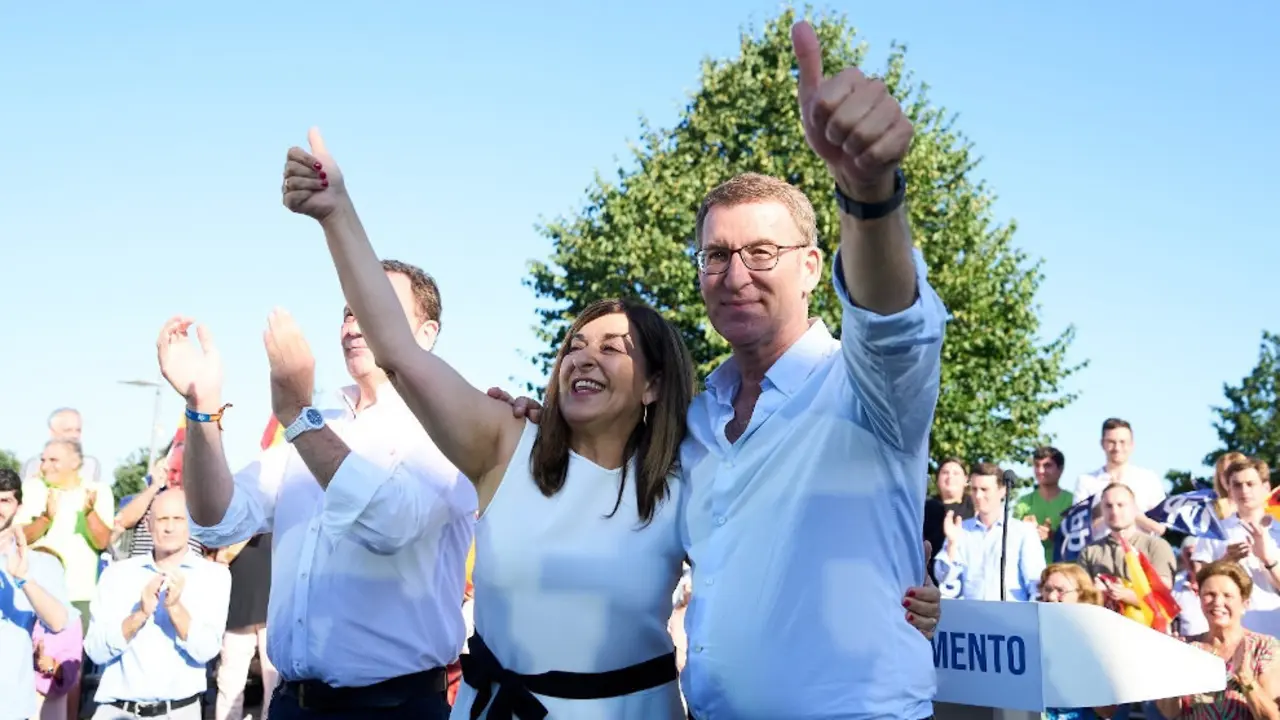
283, 131, 692, 719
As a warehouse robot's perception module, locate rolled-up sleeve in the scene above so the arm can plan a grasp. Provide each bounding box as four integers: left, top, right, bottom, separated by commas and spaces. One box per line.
321, 452, 458, 555
190, 446, 288, 549
834, 247, 947, 455
174, 563, 230, 663
83, 565, 130, 665
933, 539, 966, 599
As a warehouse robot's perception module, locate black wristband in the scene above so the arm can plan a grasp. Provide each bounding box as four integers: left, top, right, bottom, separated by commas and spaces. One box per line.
834, 168, 906, 220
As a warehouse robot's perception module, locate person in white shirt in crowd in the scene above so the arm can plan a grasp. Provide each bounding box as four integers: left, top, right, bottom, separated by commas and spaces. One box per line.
0, 468, 75, 720
155, 258, 475, 720
1074, 418, 1167, 535
22, 407, 104, 485
1173, 536, 1209, 638
1190, 457, 1280, 639
84, 490, 231, 720
936, 463, 1046, 600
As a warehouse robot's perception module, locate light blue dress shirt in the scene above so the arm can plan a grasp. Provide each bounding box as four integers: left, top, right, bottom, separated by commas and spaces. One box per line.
933, 514, 1045, 601
190, 384, 477, 687
84, 549, 231, 703
680, 249, 946, 720
1, 551, 74, 720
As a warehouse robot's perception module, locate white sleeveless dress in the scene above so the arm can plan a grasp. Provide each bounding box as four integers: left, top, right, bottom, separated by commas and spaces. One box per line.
451, 420, 686, 720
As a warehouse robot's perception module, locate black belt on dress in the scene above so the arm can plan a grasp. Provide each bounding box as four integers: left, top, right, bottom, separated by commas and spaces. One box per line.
279, 667, 447, 712
460, 633, 678, 720
108, 694, 200, 718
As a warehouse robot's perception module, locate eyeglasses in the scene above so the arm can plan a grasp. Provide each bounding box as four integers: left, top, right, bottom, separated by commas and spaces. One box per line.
1041, 586, 1078, 598
695, 243, 807, 275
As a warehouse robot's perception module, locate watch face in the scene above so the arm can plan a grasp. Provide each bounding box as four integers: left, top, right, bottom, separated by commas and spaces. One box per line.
305, 408, 324, 426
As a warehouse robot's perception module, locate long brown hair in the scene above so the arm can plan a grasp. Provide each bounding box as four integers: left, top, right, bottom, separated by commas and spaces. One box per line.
529, 298, 695, 525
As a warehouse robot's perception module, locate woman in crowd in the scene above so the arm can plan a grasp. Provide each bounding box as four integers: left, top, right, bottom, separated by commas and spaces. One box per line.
280, 130, 938, 719
1212, 451, 1248, 519
1156, 561, 1280, 720
28, 546, 83, 720
1037, 563, 1118, 720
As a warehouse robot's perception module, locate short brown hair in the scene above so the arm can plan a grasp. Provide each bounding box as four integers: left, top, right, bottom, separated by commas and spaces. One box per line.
937, 456, 967, 475
1225, 456, 1272, 488
694, 173, 817, 248
1032, 446, 1065, 469
971, 462, 1001, 480
1101, 482, 1136, 501
1197, 560, 1253, 601
531, 298, 696, 525
381, 259, 442, 326
1101, 418, 1132, 436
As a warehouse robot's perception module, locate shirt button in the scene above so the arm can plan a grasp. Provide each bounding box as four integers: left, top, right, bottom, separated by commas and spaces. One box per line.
715, 516, 726, 526
296, 619, 303, 626
705, 578, 714, 586
695, 645, 704, 653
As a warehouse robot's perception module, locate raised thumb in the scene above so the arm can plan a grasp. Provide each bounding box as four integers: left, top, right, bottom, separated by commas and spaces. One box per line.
308, 127, 328, 157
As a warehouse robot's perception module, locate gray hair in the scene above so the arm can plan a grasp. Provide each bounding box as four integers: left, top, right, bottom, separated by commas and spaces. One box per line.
47, 407, 81, 427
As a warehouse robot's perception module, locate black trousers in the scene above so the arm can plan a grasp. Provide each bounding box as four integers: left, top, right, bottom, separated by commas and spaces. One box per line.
270, 684, 451, 720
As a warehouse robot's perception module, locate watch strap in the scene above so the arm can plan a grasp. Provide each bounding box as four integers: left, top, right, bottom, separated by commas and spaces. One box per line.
834, 168, 906, 220
14, 576, 27, 589
284, 407, 324, 443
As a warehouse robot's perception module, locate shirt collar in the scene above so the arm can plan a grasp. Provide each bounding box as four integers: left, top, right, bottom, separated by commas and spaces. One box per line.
337, 381, 405, 416
706, 319, 834, 403
142, 546, 198, 572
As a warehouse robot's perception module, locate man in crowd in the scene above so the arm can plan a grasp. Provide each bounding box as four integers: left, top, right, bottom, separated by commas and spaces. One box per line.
157, 259, 475, 719
112, 433, 207, 559
22, 407, 103, 485
1075, 418, 1167, 535
1190, 457, 1280, 637
1014, 446, 1073, 563
1077, 483, 1177, 609
491, 20, 946, 718
0, 467, 74, 720
85, 489, 229, 719
936, 463, 1046, 600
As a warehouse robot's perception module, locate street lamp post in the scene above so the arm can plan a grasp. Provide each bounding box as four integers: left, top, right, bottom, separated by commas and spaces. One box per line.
118, 376, 165, 468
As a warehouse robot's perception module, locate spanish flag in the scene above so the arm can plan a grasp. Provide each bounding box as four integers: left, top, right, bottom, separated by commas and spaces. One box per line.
1264, 485, 1280, 522
1109, 536, 1180, 633
260, 416, 286, 450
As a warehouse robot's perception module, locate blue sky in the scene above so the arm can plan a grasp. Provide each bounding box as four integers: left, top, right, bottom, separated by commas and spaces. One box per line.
3, 1, 1276, 487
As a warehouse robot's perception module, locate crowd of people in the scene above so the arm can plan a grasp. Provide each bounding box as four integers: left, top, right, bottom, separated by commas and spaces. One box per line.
925, 419, 1278, 720
1, 17, 1271, 720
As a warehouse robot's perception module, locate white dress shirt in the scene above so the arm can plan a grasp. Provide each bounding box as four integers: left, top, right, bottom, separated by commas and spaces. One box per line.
1074, 465, 1166, 512
191, 383, 478, 687
84, 549, 231, 703
680, 249, 945, 720
1191, 515, 1280, 638
934, 515, 1046, 601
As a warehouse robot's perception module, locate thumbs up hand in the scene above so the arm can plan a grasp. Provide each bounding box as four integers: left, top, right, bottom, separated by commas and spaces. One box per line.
283, 127, 345, 221
791, 20, 912, 200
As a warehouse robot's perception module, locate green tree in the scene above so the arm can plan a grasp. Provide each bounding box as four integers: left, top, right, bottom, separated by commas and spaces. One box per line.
0, 449, 19, 475
524, 7, 1082, 468
1165, 469, 1209, 497
1204, 331, 1280, 469
112, 448, 151, 506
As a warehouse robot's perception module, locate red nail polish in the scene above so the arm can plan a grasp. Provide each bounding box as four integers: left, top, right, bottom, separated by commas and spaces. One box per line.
902, 599, 911, 608
313, 162, 323, 171
321, 180, 329, 188
319, 171, 327, 180
906, 613, 914, 622
907, 589, 916, 598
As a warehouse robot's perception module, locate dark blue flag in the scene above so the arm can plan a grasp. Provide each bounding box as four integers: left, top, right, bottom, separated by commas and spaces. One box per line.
1146, 488, 1227, 540
1054, 495, 1096, 562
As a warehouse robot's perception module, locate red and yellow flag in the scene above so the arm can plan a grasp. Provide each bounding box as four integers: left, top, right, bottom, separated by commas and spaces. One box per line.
1109, 536, 1180, 633
1264, 485, 1280, 522
260, 416, 286, 450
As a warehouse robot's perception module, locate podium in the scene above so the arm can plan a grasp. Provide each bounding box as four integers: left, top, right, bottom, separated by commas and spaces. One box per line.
932, 600, 1225, 720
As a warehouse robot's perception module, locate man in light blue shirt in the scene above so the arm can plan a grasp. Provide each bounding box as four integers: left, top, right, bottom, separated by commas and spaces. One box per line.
1, 468, 74, 720
84, 489, 230, 719
934, 463, 1046, 601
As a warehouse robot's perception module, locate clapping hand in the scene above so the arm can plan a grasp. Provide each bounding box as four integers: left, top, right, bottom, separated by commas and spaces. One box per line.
5, 527, 29, 580
1241, 520, 1276, 567
83, 489, 97, 514
263, 309, 316, 425
157, 317, 224, 410
161, 570, 186, 608
34, 639, 57, 677
791, 20, 912, 200
140, 574, 164, 616
282, 127, 345, 221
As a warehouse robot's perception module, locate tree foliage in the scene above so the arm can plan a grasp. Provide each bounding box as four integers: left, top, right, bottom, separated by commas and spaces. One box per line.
112, 448, 150, 506
1204, 331, 1280, 469
0, 449, 19, 475
524, 7, 1082, 468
